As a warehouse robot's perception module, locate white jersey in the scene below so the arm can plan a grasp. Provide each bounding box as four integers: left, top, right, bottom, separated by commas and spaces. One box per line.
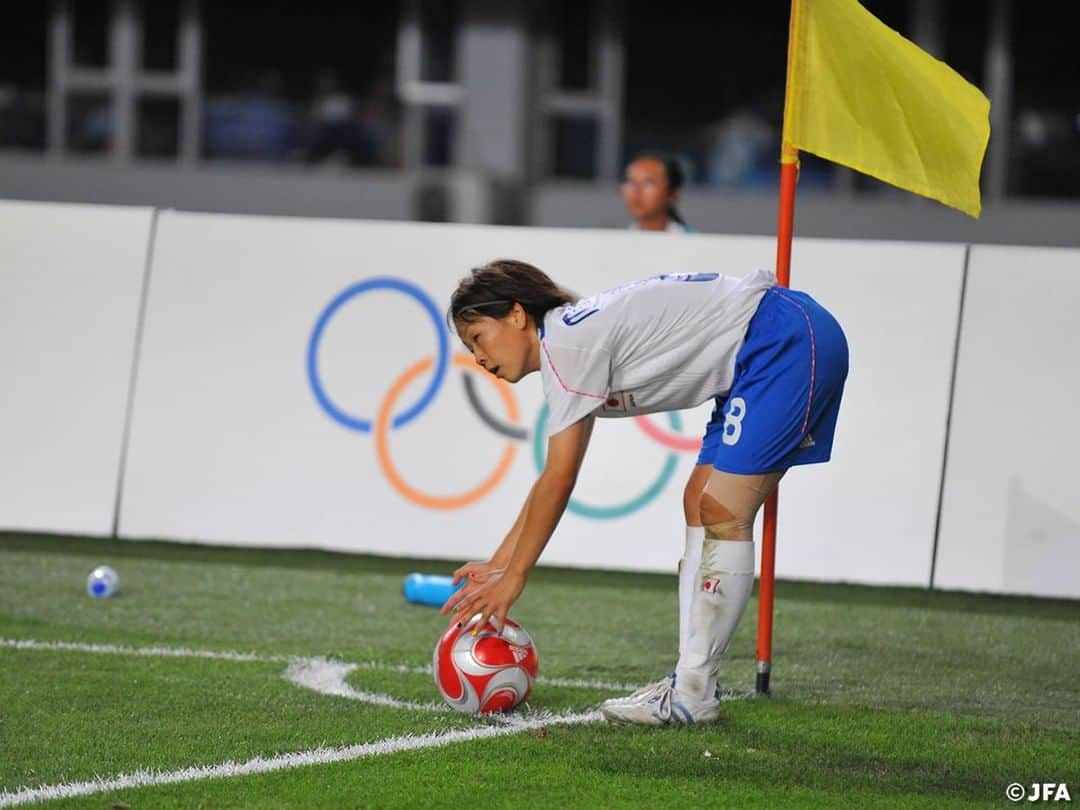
538, 269, 775, 437
627, 221, 692, 233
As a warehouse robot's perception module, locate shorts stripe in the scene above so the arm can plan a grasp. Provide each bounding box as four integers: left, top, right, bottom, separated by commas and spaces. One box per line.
770, 288, 816, 434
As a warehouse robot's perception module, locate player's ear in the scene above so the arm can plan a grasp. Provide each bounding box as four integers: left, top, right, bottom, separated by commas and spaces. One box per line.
511, 302, 527, 329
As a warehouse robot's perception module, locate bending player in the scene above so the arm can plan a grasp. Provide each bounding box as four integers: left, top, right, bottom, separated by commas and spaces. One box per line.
441, 259, 848, 725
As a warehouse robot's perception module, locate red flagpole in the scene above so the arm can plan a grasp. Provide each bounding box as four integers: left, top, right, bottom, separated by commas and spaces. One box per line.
757, 142, 798, 697
757, 0, 802, 698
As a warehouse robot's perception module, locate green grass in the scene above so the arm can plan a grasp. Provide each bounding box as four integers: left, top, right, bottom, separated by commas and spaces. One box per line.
2, 531, 1078, 808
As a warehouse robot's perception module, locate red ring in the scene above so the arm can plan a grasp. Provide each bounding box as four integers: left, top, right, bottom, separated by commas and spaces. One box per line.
633, 415, 702, 452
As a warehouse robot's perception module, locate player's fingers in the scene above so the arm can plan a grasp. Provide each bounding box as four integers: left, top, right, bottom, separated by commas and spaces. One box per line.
439, 583, 468, 614
449, 605, 468, 627
472, 605, 490, 635
452, 562, 477, 584
451, 606, 468, 628
455, 591, 485, 626
493, 605, 507, 634
445, 587, 474, 620
453, 591, 475, 617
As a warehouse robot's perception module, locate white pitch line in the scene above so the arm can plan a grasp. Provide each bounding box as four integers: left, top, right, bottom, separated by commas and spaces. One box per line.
282, 657, 448, 713
0, 710, 603, 808
0, 638, 284, 663
537, 673, 639, 691
0, 639, 634, 725
0, 638, 636, 692
350, 658, 639, 693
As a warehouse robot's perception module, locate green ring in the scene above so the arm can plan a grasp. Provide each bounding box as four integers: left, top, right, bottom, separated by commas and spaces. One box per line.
532, 405, 681, 520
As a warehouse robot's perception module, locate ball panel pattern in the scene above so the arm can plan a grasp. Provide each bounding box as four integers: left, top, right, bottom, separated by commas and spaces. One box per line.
433, 615, 539, 714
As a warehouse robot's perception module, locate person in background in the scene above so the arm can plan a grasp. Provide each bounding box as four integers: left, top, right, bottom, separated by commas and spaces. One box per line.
621, 154, 692, 233
305, 68, 377, 166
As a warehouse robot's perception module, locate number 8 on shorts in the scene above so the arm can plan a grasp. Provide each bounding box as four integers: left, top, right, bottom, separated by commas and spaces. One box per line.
722, 397, 747, 446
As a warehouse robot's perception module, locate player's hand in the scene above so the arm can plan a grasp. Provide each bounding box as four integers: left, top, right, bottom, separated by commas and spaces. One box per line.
450, 559, 504, 586
440, 561, 506, 617
440, 565, 500, 616
444, 569, 526, 633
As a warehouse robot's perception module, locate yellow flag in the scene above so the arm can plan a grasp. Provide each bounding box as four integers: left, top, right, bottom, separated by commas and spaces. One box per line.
783, 0, 991, 218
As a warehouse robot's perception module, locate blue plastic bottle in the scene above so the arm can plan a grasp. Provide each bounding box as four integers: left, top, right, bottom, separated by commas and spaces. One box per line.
86, 565, 119, 598
402, 573, 464, 607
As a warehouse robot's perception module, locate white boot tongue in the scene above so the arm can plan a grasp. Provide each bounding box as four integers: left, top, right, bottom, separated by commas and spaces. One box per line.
674, 669, 714, 701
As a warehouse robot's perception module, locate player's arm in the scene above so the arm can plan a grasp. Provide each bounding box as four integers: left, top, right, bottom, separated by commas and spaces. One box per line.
452, 479, 538, 587
443, 414, 595, 629
496, 411, 595, 568
494, 487, 534, 566
504, 414, 594, 577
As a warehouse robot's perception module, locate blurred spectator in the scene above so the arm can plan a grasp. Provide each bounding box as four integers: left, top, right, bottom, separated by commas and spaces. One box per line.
621, 153, 692, 232
304, 68, 377, 166
702, 108, 777, 189
203, 70, 302, 161
702, 101, 834, 192
0, 85, 45, 151
69, 95, 111, 153
355, 74, 401, 168
1013, 106, 1080, 198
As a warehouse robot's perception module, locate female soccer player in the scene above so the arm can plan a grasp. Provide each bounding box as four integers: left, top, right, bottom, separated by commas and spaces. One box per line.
441, 259, 848, 725
621, 154, 692, 233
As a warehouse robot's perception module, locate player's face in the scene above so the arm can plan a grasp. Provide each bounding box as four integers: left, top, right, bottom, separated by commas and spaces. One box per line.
621, 158, 673, 222
456, 306, 535, 383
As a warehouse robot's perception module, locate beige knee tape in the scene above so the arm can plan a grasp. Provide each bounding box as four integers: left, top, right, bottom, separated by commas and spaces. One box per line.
703, 517, 753, 541
700, 470, 784, 541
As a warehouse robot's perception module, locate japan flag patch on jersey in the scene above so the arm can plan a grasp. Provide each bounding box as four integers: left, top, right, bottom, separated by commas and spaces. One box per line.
601, 391, 637, 413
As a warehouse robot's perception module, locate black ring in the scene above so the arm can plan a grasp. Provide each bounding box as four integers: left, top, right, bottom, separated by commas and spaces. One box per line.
461, 373, 529, 441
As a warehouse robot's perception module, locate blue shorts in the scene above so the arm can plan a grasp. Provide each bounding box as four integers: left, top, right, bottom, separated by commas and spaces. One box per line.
696, 286, 849, 474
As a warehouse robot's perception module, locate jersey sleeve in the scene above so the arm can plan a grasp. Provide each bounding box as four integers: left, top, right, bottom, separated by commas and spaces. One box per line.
540, 340, 612, 437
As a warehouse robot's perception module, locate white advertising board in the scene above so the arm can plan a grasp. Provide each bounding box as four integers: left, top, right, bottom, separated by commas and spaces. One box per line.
118, 213, 963, 585
0, 200, 153, 535
936, 246, 1080, 598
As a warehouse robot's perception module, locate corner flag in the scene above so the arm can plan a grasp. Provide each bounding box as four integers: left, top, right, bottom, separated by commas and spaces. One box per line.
782, 0, 991, 217
757, 0, 992, 696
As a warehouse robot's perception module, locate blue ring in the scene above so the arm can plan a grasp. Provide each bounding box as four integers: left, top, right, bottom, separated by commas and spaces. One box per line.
307, 278, 449, 433
532, 405, 681, 520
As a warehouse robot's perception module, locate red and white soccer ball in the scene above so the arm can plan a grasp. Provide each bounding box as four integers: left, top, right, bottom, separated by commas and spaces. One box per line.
433, 614, 539, 714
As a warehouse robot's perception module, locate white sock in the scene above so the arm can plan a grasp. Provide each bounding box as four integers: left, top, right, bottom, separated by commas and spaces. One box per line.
677, 526, 705, 659
675, 538, 755, 700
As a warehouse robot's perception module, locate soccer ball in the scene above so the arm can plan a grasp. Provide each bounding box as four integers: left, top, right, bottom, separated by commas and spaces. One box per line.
433, 614, 539, 714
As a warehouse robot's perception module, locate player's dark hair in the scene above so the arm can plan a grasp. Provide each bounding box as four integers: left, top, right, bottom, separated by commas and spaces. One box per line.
631, 152, 689, 228
449, 259, 576, 327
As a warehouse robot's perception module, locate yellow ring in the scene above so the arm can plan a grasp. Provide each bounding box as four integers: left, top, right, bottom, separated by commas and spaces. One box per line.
375, 353, 520, 510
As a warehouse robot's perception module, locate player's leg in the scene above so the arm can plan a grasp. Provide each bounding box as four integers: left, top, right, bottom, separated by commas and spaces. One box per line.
601, 469, 782, 726
600, 406, 723, 709
601, 412, 722, 719
679, 463, 711, 657
599, 463, 710, 708
677, 397, 727, 660
674, 469, 783, 701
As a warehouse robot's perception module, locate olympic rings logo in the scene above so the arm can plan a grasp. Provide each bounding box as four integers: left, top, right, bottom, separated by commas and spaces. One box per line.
306, 277, 704, 520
